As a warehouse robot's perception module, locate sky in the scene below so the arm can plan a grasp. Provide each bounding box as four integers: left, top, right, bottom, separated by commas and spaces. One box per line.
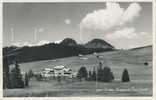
3, 2, 152, 49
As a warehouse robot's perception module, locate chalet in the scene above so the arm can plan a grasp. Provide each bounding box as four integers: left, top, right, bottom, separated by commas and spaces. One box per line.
41, 68, 54, 78
41, 65, 73, 78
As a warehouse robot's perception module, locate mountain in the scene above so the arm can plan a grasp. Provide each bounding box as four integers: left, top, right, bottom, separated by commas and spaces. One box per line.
85, 39, 114, 49
60, 38, 77, 46
3, 38, 115, 63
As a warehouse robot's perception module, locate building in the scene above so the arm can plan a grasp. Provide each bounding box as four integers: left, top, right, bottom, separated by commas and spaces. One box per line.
41, 65, 73, 78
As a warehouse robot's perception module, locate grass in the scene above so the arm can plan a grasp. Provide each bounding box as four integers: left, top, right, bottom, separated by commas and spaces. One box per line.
4, 46, 152, 97
3, 79, 152, 97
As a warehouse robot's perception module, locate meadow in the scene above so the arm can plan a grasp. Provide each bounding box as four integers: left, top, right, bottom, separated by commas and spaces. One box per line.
3, 46, 152, 97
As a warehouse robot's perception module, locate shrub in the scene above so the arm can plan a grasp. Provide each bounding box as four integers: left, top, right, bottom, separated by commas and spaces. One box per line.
144, 62, 148, 66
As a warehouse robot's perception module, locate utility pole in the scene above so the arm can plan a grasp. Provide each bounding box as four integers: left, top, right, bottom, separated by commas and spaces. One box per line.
10, 28, 14, 42
33, 27, 38, 43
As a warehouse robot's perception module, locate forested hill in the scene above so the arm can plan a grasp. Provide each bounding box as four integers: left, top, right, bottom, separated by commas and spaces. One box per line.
3, 38, 115, 63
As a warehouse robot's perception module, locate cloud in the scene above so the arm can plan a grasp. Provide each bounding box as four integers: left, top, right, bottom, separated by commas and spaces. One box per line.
12, 42, 21, 47
79, 2, 147, 49
38, 28, 45, 33
80, 2, 141, 31
54, 40, 63, 44
122, 3, 142, 24
104, 27, 152, 49
65, 19, 71, 25
37, 40, 51, 46
12, 42, 33, 47
11, 40, 63, 47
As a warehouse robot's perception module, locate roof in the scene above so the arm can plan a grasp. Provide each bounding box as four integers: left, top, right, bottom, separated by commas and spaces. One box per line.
43, 68, 54, 71
54, 65, 65, 70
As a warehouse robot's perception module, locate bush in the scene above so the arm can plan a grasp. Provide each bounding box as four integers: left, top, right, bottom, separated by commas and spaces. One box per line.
122, 68, 130, 82
144, 62, 148, 66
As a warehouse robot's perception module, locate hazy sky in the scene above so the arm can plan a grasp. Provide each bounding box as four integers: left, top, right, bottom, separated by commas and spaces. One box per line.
3, 2, 152, 49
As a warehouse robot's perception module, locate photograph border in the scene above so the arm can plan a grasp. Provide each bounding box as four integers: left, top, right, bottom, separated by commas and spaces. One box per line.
0, 0, 155, 100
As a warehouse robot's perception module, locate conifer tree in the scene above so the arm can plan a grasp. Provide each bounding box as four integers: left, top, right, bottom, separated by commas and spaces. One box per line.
97, 62, 103, 81
92, 67, 96, 81
122, 68, 130, 82
25, 72, 29, 87
88, 70, 92, 81
102, 66, 114, 82
77, 66, 88, 81
28, 69, 34, 78
3, 57, 10, 89
10, 61, 24, 88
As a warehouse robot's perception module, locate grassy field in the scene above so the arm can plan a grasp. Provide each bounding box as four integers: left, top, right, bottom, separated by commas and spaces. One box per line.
3, 46, 152, 97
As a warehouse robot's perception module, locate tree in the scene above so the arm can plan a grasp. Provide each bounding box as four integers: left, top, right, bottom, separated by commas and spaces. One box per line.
77, 70, 82, 81
122, 68, 130, 82
9, 61, 24, 88
28, 69, 34, 78
110, 72, 114, 80
3, 57, 10, 89
77, 66, 88, 81
97, 62, 103, 81
57, 73, 62, 83
88, 71, 92, 81
92, 67, 97, 81
102, 66, 114, 82
24, 72, 29, 87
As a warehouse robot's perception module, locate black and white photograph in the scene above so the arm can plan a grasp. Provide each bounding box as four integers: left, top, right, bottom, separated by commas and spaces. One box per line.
2, 1, 153, 97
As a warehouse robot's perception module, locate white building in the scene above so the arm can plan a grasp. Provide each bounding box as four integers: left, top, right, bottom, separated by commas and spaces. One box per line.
41, 65, 73, 78
41, 68, 54, 78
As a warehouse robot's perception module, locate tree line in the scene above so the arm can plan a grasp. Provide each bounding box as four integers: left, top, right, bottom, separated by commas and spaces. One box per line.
3, 38, 114, 64
3, 58, 130, 89
3, 57, 33, 89
77, 62, 130, 82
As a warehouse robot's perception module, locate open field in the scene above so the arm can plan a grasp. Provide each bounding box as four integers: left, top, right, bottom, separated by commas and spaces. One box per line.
4, 80, 152, 97
4, 46, 152, 97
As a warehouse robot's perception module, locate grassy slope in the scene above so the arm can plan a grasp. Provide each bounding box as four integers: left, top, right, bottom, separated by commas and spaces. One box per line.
4, 46, 152, 97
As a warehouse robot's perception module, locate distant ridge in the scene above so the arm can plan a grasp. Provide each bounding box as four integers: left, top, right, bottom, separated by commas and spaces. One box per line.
85, 39, 114, 49
60, 38, 77, 46
130, 45, 152, 50
3, 38, 115, 63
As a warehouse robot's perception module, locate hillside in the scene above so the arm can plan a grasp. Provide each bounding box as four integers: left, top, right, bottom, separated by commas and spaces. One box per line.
4, 45, 152, 97
85, 39, 114, 49
19, 46, 152, 78
3, 38, 115, 63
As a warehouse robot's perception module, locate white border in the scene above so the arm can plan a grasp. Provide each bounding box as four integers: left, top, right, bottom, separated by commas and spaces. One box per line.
0, 0, 153, 2
0, 0, 155, 100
